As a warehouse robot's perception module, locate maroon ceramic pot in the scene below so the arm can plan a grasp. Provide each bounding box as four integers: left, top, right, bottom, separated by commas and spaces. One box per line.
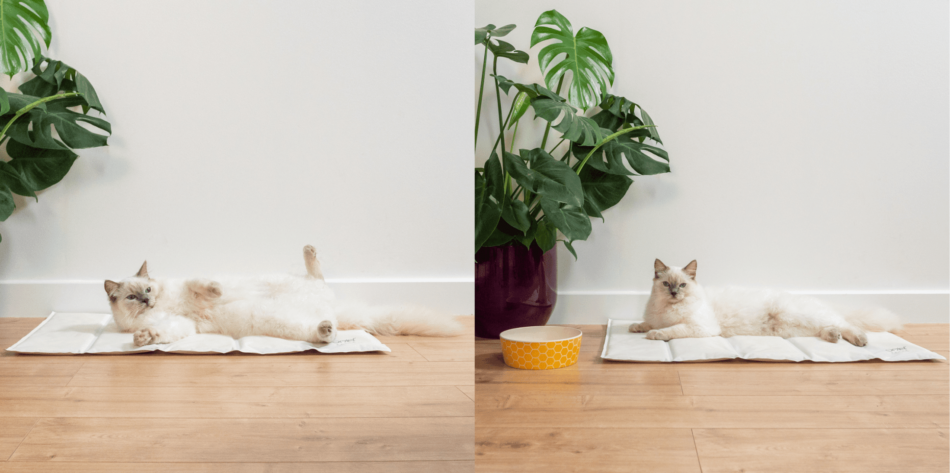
474, 243, 557, 339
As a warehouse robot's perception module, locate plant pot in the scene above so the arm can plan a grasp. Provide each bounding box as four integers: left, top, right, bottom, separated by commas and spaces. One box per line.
474, 243, 557, 339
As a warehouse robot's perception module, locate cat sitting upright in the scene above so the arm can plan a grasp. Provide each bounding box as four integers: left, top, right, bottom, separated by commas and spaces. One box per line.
104, 245, 462, 347
629, 259, 901, 346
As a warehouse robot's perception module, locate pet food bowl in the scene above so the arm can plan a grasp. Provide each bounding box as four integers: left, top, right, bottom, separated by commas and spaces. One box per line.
500, 326, 582, 370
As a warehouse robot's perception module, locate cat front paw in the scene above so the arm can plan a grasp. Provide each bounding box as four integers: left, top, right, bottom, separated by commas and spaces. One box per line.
629, 323, 649, 333
316, 320, 336, 343
188, 279, 222, 299
645, 330, 670, 341
133, 327, 161, 347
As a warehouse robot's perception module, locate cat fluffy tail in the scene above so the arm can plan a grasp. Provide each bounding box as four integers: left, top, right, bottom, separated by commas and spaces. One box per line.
840, 306, 903, 332
333, 300, 464, 337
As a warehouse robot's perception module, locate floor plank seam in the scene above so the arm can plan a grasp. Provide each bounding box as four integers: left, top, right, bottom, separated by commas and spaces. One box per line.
5, 418, 39, 461
677, 371, 685, 395
690, 429, 705, 473
405, 344, 433, 362
455, 386, 475, 402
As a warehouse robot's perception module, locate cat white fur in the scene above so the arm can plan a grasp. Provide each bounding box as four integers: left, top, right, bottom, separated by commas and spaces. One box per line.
104, 245, 462, 347
629, 259, 902, 346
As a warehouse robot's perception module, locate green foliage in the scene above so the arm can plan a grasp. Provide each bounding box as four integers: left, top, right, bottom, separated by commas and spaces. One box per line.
475, 10, 670, 259
530, 10, 613, 111
0, 55, 111, 243
0, 0, 51, 77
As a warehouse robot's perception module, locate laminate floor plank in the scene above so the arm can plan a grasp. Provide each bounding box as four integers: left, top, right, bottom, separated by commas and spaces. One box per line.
67, 361, 473, 387
0, 462, 474, 473
679, 370, 949, 395
475, 427, 701, 473
0, 385, 473, 418
693, 428, 949, 473
409, 342, 474, 362
10, 417, 474, 462
475, 392, 948, 428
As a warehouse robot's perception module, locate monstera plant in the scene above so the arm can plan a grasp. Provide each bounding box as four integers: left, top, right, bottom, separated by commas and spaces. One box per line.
474, 10, 671, 338
474, 10, 669, 258
0, 0, 110, 243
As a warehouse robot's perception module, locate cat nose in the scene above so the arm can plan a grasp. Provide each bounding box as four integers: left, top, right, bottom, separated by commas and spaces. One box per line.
142, 298, 150, 304
670, 292, 678, 296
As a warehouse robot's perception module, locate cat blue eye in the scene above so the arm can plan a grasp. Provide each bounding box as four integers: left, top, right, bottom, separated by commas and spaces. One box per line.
126, 295, 136, 300
679, 283, 686, 288
662, 282, 669, 287
146, 287, 151, 293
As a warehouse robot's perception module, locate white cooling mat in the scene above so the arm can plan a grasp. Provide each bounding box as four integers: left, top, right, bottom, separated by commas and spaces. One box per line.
6, 312, 391, 355
601, 319, 944, 363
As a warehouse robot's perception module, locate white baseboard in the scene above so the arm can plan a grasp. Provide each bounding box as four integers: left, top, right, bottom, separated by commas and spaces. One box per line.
0, 280, 474, 318
551, 291, 950, 324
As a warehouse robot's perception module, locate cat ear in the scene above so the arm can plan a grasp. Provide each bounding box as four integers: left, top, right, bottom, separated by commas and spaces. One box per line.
654, 259, 668, 278
683, 260, 698, 279
136, 261, 148, 278
104, 280, 119, 295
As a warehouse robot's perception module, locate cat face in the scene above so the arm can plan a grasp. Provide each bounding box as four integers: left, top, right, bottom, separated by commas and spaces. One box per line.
653, 259, 698, 302
104, 261, 160, 329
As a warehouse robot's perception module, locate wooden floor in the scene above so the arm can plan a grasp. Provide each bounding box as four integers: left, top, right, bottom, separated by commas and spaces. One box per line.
0, 317, 475, 473
475, 324, 949, 473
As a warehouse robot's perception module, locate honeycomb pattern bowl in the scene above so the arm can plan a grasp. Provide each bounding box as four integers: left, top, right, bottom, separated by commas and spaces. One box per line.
500, 326, 583, 370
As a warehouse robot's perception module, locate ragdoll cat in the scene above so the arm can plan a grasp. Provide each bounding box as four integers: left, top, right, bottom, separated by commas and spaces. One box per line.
104, 245, 462, 347
628, 259, 901, 346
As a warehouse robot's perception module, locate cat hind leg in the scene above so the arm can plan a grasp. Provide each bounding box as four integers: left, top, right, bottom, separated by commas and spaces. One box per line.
315, 319, 336, 343
839, 325, 868, 347
303, 245, 325, 280
818, 326, 841, 344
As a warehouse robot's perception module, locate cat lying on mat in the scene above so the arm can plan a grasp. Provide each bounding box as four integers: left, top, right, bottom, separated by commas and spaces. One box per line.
629, 259, 901, 346
104, 245, 461, 347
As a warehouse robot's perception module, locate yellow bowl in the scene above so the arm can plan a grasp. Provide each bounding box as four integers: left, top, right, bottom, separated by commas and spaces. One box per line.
500, 326, 583, 370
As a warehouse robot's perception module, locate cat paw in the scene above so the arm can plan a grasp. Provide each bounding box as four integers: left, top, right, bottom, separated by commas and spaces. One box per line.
819, 327, 841, 344
629, 323, 649, 333
842, 331, 868, 347
645, 330, 670, 341
303, 245, 318, 260
316, 320, 336, 343
133, 327, 161, 347
188, 279, 222, 299
206, 281, 222, 298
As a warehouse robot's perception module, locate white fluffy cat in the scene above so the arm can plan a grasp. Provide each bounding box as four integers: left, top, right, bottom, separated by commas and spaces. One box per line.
104, 245, 462, 347
629, 259, 901, 346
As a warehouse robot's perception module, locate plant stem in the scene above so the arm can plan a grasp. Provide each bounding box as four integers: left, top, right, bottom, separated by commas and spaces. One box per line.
492, 56, 506, 157
0, 92, 80, 142
548, 137, 566, 155
574, 125, 656, 175
474, 41, 489, 151
539, 75, 564, 149
510, 118, 520, 153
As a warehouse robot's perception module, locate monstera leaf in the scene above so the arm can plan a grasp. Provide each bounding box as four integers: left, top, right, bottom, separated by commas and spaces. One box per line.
530, 10, 613, 111
530, 98, 603, 146
475, 24, 515, 45
503, 149, 583, 207
578, 165, 633, 219
7, 95, 110, 150
475, 153, 506, 252
0, 0, 51, 77
20, 56, 105, 114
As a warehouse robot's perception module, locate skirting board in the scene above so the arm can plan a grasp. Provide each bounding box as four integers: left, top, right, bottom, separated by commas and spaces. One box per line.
550, 292, 949, 325
0, 280, 474, 318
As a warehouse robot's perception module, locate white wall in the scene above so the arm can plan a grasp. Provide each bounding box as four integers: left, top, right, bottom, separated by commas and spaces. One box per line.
0, 0, 474, 317
475, 0, 949, 323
